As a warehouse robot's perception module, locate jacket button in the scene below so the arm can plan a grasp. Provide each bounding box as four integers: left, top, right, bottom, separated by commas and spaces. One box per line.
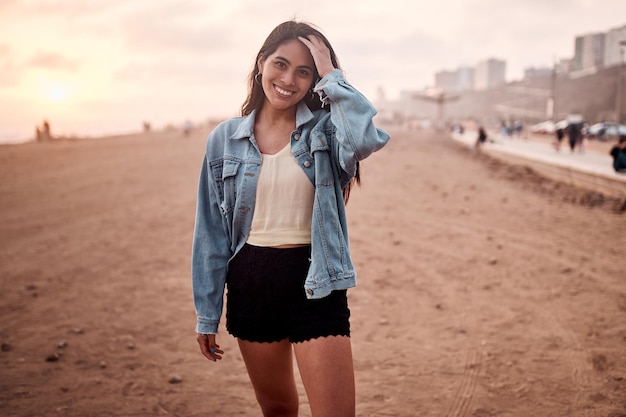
306, 289, 314, 296
303, 161, 311, 168
294, 133, 301, 140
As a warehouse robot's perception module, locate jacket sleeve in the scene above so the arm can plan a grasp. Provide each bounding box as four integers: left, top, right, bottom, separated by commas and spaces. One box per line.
191, 154, 232, 334
313, 69, 390, 187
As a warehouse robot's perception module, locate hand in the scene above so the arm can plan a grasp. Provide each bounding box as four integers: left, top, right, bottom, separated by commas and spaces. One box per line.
298, 35, 335, 79
196, 333, 224, 362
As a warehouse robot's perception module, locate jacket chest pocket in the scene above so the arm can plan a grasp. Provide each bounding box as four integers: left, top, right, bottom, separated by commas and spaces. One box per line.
210, 159, 240, 214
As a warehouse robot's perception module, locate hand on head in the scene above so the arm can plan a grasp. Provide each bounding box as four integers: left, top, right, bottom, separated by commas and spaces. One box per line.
298, 36, 335, 79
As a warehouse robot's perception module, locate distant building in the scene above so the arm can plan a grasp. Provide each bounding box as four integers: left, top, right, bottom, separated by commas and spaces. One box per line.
376, 86, 386, 103
435, 67, 475, 93
557, 58, 573, 74
604, 25, 626, 67
456, 66, 475, 91
573, 32, 606, 71
573, 36, 584, 71
474, 58, 506, 90
434, 70, 458, 92
524, 66, 552, 79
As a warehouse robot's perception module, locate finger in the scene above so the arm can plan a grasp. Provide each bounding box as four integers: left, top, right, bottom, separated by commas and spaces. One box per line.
206, 335, 223, 360
298, 36, 313, 48
208, 337, 224, 360
196, 334, 223, 362
309, 36, 329, 52
298, 35, 326, 52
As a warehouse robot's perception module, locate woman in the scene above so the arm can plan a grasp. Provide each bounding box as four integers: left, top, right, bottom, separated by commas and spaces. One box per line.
192, 20, 389, 416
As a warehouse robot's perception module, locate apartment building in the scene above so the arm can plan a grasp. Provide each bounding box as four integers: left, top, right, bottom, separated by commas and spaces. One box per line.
474, 58, 506, 90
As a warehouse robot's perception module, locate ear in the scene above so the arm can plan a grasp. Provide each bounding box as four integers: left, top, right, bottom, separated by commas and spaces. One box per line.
257, 56, 265, 75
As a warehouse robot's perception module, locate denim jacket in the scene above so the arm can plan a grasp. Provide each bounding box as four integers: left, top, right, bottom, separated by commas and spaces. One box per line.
192, 69, 390, 334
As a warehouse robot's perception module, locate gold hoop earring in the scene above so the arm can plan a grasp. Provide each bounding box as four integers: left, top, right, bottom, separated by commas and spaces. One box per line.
254, 73, 262, 85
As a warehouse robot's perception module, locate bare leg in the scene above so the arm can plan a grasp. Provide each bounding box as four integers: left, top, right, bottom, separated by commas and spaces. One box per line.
237, 339, 299, 417
293, 336, 355, 417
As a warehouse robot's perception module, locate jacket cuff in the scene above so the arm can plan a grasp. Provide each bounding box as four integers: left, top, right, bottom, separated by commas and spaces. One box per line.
196, 317, 219, 334
315, 69, 345, 88
313, 69, 346, 104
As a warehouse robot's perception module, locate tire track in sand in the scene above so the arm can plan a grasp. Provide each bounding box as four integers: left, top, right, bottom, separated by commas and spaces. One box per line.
440, 348, 481, 417
545, 310, 595, 417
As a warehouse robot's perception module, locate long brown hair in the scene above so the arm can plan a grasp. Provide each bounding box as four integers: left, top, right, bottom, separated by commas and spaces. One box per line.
241, 20, 359, 202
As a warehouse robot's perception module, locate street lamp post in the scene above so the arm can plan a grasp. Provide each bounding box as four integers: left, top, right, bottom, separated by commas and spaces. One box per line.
551, 61, 557, 122
617, 41, 626, 125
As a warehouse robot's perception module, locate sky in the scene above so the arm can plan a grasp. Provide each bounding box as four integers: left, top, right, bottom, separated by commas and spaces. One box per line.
1, 0, 625, 143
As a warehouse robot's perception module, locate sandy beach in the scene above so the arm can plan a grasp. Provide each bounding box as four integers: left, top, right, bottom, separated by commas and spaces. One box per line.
1, 126, 625, 417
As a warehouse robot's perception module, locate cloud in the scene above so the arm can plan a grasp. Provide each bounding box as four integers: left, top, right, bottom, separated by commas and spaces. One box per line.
0, 62, 20, 87
335, 30, 448, 90
113, 56, 247, 88
119, 18, 240, 55
26, 51, 80, 71
0, 43, 11, 55
16, 0, 124, 17
0, 44, 20, 86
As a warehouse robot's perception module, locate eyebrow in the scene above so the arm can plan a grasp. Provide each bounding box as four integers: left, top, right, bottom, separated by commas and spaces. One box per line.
275, 56, 314, 71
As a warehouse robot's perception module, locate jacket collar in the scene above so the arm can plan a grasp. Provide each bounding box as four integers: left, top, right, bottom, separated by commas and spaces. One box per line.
230, 102, 315, 140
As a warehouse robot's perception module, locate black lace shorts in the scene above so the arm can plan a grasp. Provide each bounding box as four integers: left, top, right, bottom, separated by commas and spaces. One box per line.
225, 243, 350, 343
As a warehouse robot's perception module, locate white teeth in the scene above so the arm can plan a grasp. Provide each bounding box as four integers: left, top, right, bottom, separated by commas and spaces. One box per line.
274, 85, 294, 96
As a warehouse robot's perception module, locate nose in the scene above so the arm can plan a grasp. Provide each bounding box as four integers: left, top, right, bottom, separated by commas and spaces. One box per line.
281, 71, 296, 86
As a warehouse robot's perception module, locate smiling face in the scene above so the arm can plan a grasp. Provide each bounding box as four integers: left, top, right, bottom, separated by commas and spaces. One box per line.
258, 39, 315, 113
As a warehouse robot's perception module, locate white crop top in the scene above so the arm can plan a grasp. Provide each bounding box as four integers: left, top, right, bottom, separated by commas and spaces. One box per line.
247, 142, 315, 247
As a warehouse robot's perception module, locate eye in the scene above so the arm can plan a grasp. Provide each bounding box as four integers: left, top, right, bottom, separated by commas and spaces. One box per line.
274, 61, 286, 69
297, 69, 312, 77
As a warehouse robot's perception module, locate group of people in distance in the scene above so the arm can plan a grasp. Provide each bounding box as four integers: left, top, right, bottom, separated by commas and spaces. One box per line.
35, 120, 51, 142
553, 123, 585, 153
473, 123, 625, 174
554, 123, 626, 173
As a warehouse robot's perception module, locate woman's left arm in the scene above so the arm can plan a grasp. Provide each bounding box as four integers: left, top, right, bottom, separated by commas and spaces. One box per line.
314, 70, 390, 181
300, 36, 390, 183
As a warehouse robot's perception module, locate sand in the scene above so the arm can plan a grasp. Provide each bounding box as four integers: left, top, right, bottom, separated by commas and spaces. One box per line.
1, 126, 625, 417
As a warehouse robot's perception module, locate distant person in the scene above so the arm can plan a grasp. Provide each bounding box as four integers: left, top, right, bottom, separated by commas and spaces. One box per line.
42, 120, 51, 141
474, 126, 487, 150
610, 135, 626, 173
183, 120, 192, 137
35, 126, 42, 142
500, 120, 507, 139
503, 121, 512, 138
566, 123, 581, 152
598, 122, 607, 142
580, 123, 590, 152
554, 127, 565, 151
191, 20, 389, 417
514, 120, 524, 138
143, 121, 151, 132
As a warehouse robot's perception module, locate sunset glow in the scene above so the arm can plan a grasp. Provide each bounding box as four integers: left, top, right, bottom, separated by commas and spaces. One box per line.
0, 0, 624, 143
47, 85, 66, 102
